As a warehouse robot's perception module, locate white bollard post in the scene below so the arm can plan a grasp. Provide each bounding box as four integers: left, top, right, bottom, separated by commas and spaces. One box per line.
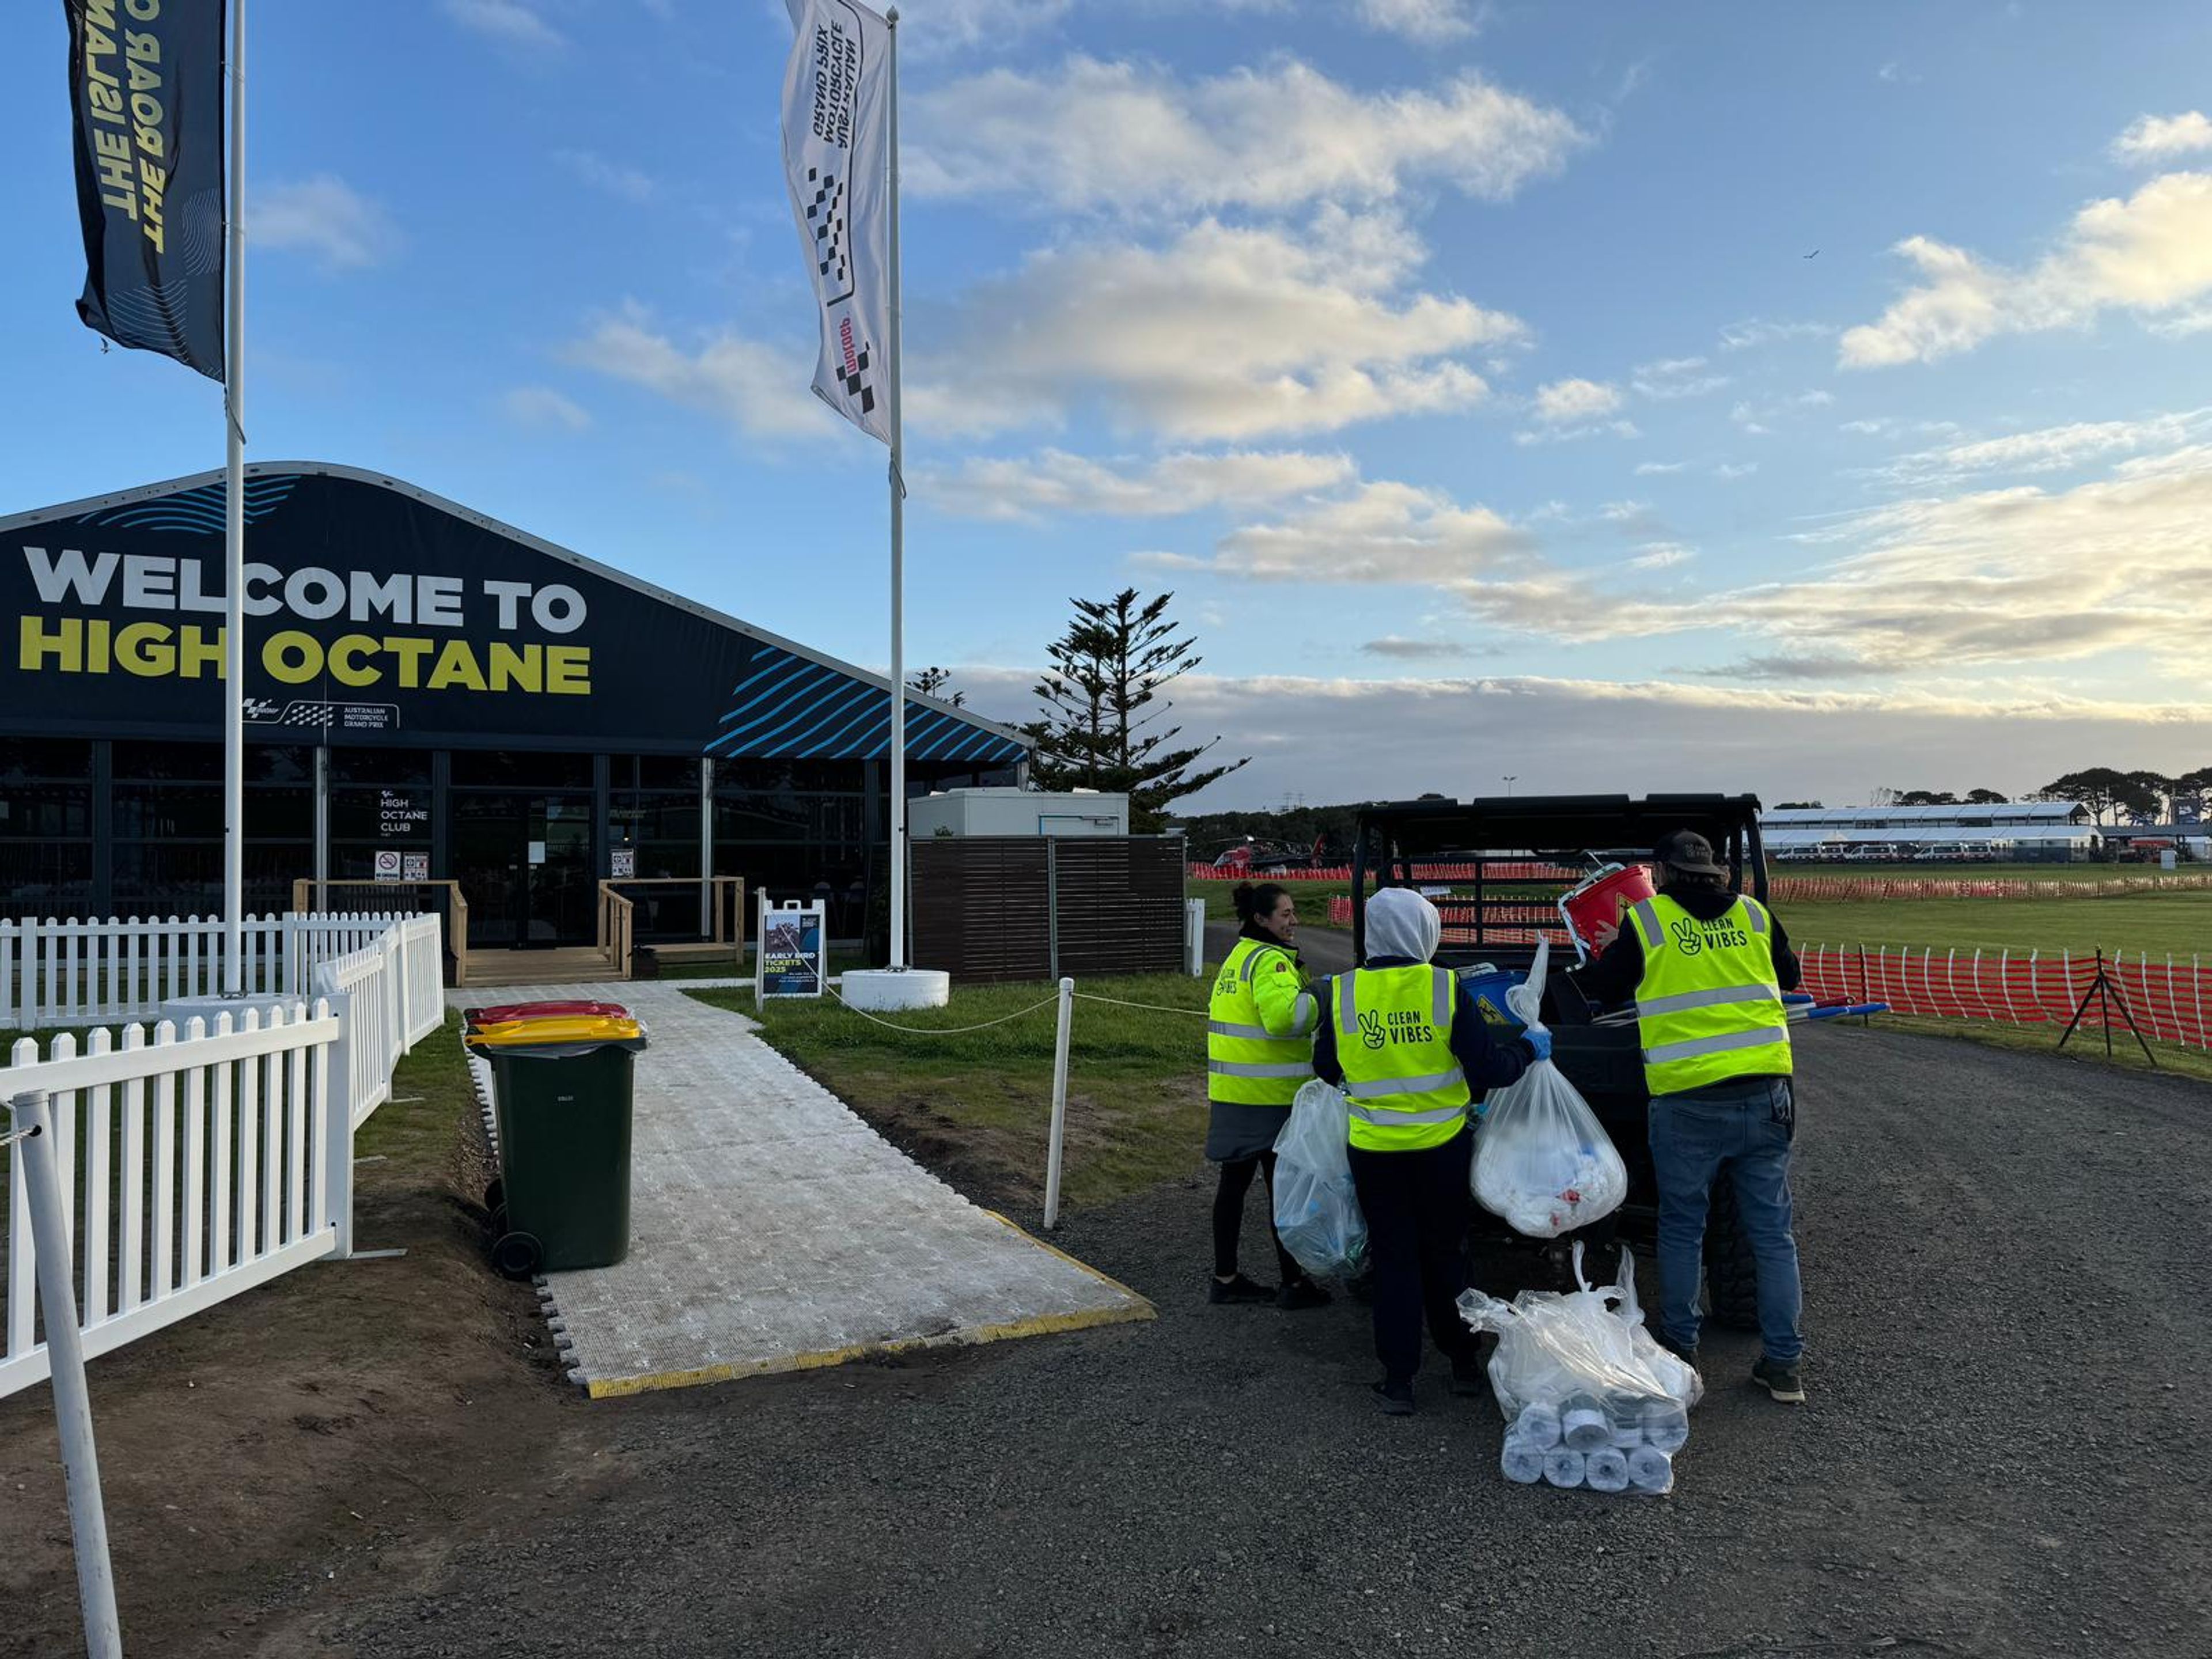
10, 1092, 124, 1659
1185, 899, 1207, 977
1043, 977, 1074, 1230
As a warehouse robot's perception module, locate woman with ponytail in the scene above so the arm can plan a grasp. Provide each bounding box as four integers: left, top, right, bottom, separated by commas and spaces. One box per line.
1203, 882, 1329, 1309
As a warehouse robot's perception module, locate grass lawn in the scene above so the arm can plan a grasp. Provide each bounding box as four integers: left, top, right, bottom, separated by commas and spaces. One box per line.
1779, 861, 2205, 883
690, 973, 1214, 1213
1785, 891, 2212, 958
1188, 878, 1348, 923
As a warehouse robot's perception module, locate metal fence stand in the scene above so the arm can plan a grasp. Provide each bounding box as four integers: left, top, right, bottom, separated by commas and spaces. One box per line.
1043, 978, 1074, 1230
8, 1092, 125, 1659
2055, 948, 2157, 1067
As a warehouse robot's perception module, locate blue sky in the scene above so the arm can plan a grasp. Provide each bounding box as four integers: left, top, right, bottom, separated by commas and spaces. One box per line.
4, 0, 2210, 808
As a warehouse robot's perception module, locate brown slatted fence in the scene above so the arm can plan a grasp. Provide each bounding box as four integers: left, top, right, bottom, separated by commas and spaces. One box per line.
912, 836, 1186, 984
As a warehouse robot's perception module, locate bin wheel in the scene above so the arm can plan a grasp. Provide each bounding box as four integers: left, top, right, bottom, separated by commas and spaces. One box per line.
489, 1205, 509, 1236
491, 1230, 543, 1280
483, 1177, 505, 1214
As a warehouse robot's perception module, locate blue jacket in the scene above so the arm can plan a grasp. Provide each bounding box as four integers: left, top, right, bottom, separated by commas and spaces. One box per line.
1312, 957, 1537, 1094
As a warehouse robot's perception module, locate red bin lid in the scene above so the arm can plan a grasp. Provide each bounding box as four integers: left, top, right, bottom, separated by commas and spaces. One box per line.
462, 999, 631, 1027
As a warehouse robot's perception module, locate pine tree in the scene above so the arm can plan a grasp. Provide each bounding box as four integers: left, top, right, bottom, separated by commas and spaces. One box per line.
1023, 589, 1247, 831
908, 666, 964, 707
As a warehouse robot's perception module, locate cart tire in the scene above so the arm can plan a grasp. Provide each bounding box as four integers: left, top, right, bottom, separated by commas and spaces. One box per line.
491, 1230, 543, 1280
1703, 1180, 1761, 1332
483, 1177, 505, 1215
489, 1205, 509, 1237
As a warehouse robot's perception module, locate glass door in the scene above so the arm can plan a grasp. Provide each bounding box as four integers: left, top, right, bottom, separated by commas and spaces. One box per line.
452, 792, 597, 948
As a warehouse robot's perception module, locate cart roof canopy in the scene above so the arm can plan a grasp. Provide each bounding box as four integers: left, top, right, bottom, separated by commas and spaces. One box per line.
1354, 794, 1766, 859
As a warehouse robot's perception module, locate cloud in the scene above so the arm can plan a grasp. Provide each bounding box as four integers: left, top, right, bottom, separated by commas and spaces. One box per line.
1631, 356, 1731, 400
945, 665, 2200, 813
564, 304, 831, 441
1840, 171, 2212, 366
1730, 389, 1833, 433
1628, 543, 1695, 570
251, 176, 401, 270
1213, 480, 1527, 584
1718, 317, 1832, 352
2112, 112, 2212, 164
1715, 440, 2212, 677
923, 449, 1357, 521
1360, 637, 1491, 660
501, 386, 591, 432
1514, 420, 1640, 446
555, 149, 656, 203
908, 59, 1588, 215
1870, 411, 2211, 484
1634, 460, 1690, 476
911, 214, 1524, 441
1533, 378, 1623, 423
1355, 0, 1484, 41
2150, 305, 2212, 338
441, 0, 565, 50
1713, 462, 1758, 480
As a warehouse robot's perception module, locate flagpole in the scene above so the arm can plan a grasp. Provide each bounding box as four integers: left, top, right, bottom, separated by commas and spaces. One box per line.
221, 0, 248, 995
885, 5, 907, 971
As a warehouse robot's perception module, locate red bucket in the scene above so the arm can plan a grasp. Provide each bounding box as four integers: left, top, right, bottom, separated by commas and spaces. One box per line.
1558, 863, 1656, 959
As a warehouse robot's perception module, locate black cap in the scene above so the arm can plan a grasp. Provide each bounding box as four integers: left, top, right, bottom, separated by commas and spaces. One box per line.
1653, 830, 1726, 877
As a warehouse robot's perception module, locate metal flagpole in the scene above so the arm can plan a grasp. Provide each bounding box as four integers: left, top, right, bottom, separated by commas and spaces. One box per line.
885, 5, 907, 971
222, 0, 248, 995
10, 1094, 124, 1658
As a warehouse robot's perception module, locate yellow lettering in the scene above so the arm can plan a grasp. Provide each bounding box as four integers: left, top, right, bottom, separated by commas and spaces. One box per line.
124, 28, 160, 62
546, 646, 592, 695
89, 81, 125, 120
116, 621, 175, 676
384, 636, 434, 688
329, 635, 381, 688
177, 625, 224, 679
426, 640, 488, 692
83, 22, 118, 59
126, 0, 160, 18
487, 642, 541, 693
264, 630, 321, 684
20, 616, 82, 672
87, 618, 112, 675
127, 59, 161, 94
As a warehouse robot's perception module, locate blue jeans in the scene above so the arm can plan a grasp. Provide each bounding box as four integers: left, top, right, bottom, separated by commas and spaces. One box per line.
1648, 1078, 1803, 1363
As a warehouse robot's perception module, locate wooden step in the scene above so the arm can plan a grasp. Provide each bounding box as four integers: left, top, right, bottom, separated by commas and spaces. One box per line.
460, 945, 627, 987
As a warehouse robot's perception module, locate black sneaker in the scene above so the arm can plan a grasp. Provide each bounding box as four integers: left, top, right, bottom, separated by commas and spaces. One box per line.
1277, 1278, 1332, 1312
1751, 1355, 1806, 1404
1208, 1273, 1272, 1306
1449, 1354, 1488, 1397
1372, 1379, 1416, 1416
1657, 1334, 1700, 1374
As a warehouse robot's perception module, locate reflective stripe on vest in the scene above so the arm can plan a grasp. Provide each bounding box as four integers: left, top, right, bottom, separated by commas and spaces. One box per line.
1207, 938, 1313, 1107
1632, 892, 1793, 1095
1334, 965, 1471, 1153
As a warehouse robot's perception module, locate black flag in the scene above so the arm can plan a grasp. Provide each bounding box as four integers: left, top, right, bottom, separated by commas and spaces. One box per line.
63, 0, 226, 380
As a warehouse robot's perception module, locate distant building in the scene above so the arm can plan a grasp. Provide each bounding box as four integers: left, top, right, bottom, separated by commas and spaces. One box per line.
1761, 801, 2099, 862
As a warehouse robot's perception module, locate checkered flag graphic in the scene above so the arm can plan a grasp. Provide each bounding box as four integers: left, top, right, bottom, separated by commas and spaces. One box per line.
281, 702, 337, 728
805, 166, 850, 293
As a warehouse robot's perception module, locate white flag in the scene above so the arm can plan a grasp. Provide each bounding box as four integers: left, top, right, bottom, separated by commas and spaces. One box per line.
782, 0, 893, 446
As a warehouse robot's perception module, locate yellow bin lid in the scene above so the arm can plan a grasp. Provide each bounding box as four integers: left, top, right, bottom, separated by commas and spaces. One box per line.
465, 1014, 645, 1048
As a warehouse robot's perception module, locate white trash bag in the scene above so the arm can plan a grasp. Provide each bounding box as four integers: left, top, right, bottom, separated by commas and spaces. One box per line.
1471, 941, 1629, 1239
1459, 1244, 1696, 1497
1271, 1080, 1368, 1278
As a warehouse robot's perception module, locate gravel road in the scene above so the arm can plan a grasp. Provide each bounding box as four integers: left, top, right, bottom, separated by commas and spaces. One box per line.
243, 1024, 2211, 1659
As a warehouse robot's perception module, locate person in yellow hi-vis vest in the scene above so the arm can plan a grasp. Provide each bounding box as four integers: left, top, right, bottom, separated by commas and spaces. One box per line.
1585, 829, 1808, 1404
1205, 882, 1330, 1310
1315, 887, 1541, 1415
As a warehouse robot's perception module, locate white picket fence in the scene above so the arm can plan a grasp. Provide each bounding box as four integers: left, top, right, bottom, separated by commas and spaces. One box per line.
0, 911, 449, 1401
312, 914, 444, 1128
0, 912, 415, 1031
1, 1002, 343, 1399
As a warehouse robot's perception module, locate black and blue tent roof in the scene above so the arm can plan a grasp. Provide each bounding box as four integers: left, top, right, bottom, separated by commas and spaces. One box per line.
0, 461, 1032, 764
711, 645, 1026, 764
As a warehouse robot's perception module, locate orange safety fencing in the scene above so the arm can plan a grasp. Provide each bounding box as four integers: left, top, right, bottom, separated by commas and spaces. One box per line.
1772, 874, 2212, 902
1797, 944, 2210, 1052
1190, 862, 1582, 884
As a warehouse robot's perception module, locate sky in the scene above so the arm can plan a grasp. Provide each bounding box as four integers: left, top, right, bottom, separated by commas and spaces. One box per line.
2, 0, 2209, 812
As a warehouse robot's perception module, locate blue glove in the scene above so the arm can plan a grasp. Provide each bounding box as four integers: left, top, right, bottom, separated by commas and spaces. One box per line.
1523, 1029, 1552, 1063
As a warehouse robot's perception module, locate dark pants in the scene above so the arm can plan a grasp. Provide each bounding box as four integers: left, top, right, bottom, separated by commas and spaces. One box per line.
1348, 1127, 1478, 1385
1213, 1153, 1302, 1283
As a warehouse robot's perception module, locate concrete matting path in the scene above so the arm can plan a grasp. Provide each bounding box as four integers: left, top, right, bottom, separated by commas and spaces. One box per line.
454, 979, 1152, 1397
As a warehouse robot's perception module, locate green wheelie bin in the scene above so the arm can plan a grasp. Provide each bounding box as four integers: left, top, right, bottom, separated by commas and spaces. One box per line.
464, 1014, 647, 1278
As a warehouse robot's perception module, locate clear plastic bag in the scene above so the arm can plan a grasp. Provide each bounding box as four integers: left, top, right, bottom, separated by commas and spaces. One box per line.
1271, 1080, 1368, 1278
1471, 942, 1628, 1238
1459, 1244, 1696, 1497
